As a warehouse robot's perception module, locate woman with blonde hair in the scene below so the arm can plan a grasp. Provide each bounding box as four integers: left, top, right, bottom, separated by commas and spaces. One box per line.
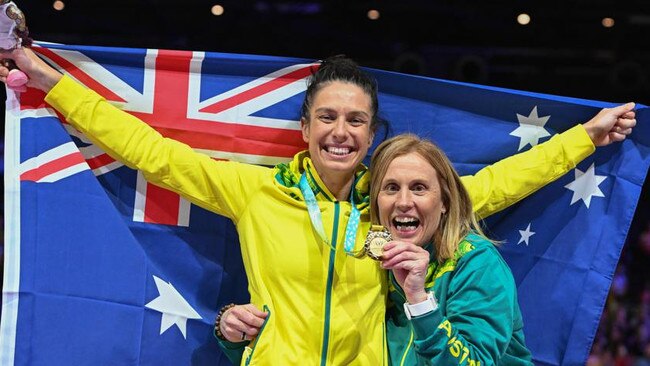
376, 134, 532, 365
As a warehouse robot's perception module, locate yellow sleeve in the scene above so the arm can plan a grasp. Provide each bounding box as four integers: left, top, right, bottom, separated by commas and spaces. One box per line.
461, 125, 595, 219
45, 75, 268, 221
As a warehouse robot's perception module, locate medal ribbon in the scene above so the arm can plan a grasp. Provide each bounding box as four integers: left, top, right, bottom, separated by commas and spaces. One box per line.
299, 172, 361, 256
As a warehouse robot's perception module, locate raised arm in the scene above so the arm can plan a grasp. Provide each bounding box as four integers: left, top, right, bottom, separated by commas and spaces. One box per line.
0, 47, 266, 219
462, 103, 636, 219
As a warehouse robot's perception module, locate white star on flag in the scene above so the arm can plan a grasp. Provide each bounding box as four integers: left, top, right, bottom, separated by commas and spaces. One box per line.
509, 106, 551, 151
145, 276, 202, 339
564, 163, 607, 208
517, 223, 536, 246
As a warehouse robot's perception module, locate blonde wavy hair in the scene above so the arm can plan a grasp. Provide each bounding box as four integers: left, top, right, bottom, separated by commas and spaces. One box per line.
369, 134, 491, 263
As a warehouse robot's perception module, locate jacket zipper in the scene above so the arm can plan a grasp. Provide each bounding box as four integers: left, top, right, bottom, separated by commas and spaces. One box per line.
319, 202, 339, 366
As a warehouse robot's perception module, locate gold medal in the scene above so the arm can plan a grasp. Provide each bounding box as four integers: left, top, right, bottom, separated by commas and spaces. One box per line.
364, 225, 392, 260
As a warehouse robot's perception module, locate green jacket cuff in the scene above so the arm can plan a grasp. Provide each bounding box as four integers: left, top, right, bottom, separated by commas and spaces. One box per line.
410, 308, 444, 340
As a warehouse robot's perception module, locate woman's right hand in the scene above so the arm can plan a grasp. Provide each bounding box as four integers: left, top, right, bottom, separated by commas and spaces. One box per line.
381, 240, 430, 305
0, 47, 63, 92
220, 304, 268, 342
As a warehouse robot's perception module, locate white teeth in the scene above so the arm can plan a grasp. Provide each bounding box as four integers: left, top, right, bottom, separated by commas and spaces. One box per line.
395, 217, 417, 223
327, 146, 350, 155
393, 217, 419, 232
396, 226, 416, 232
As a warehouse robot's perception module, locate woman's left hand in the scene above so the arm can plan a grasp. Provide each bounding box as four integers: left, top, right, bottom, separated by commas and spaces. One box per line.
381, 240, 430, 304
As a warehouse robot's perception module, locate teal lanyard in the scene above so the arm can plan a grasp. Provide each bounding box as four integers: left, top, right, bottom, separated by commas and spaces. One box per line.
299, 172, 361, 256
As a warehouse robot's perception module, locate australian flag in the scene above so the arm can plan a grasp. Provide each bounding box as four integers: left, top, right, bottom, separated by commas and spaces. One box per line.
2, 42, 649, 366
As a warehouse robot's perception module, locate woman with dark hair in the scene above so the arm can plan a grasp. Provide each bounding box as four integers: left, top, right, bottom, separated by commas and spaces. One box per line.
0, 46, 635, 365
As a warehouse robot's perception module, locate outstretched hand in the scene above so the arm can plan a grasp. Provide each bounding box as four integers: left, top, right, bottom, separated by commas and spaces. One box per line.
0, 47, 62, 92
583, 102, 637, 146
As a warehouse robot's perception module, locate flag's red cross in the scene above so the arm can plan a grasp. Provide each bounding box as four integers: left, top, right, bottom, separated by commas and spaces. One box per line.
22, 46, 311, 226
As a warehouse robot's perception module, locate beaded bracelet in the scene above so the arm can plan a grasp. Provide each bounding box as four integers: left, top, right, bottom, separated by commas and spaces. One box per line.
214, 303, 236, 340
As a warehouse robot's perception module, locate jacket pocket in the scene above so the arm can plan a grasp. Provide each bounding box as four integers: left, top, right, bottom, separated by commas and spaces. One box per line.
244, 305, 271, 366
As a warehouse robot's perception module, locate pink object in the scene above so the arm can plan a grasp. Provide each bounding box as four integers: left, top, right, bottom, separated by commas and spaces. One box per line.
0, 1, 31, 92
7, 68, 27, 91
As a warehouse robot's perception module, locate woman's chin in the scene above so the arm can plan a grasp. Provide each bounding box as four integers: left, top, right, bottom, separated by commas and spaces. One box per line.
318, 162, 360, 179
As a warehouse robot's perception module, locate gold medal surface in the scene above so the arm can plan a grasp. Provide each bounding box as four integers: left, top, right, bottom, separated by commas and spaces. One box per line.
364, 225, 392, 260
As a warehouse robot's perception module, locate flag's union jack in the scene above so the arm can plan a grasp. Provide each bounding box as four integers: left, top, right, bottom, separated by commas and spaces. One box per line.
20, 44, 313, 226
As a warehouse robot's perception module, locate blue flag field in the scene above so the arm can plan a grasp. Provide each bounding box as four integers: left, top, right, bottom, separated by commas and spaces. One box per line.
2, 42, 649, 365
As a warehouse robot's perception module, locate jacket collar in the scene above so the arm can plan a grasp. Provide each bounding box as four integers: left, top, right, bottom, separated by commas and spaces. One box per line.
274, 150, 370, 209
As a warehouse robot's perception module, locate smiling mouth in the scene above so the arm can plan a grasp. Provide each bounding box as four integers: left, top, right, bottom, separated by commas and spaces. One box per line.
392, 217, 420, 232
324, 145, 353, 157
